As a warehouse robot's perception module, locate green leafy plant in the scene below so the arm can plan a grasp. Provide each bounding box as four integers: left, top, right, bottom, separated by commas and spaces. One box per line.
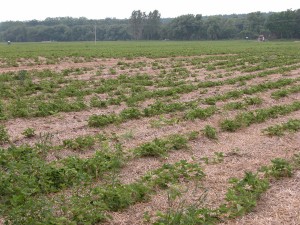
88, 113, 119, 127
119, 107, 142, 120
202, 125, 218, 139
184, 106, 217, 120
260, 158, 292, 179
220, 172, 269, 218
133, 134, 188, 158
22, 127, 36, 138
263, 119, 300, 136
0, 125, 10, 144
63, 135, 95, 151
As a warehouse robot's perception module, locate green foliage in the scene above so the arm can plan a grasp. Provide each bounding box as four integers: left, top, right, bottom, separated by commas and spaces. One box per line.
142, 160, 205, 189
221, 101, 300, 132
223, 101, 244, 110
260, 158, 292, 179
0, 145, 73, 207
68, 194, 108, 224
133, 134, 188, 157
202, 125, 218, 139
201, 152, 224, 165
0, 125, 10, 144
119, 107, 142, 120
22, 127, 36, 138
88, 114, 118, 127
244, 96, 263, 105
9, 99, 29, 118
0, 101, 6, 120
263, 119, 300, 136
150, 116, 180, 128
271, 84, 300, 99
154, 206, 219, 225
92, 182, 150, 211
184, 106, 217, 120
90, 96, 108, 108
220, 172, 269, 218
144, 101, 187, 117
63, 135, 95, 151
62, 148, 123, 180
220, 119, 241, 132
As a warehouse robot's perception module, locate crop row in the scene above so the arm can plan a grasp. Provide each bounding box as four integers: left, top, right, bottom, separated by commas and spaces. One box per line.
153, 154, 300, 224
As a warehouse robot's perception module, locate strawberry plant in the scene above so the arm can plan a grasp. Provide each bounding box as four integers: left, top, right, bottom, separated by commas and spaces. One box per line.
22, 127, 36, 138
202, 125, 218, 139
0, 125, 9, 144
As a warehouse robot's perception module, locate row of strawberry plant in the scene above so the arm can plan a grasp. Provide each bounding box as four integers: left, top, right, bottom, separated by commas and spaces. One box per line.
2, 159, 204, 224
271, 83, 300, 99
262, 119, 300, 136
221, 101, 300, 132
153, 154, 300, 224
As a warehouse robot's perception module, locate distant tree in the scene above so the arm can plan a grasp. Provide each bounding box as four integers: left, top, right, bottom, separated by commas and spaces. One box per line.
206, 16, 221, 40
244, 12, 266, 38
167, 14, 202, 40
130, 10, 145, 40
143, 10, 161, 40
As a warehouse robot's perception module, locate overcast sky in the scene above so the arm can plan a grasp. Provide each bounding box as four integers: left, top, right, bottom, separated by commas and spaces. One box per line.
1, 0, 300, 22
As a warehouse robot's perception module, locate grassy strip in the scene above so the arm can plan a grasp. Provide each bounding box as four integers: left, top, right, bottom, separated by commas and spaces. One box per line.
262, 119, 300, 136
221, 101, 300, 132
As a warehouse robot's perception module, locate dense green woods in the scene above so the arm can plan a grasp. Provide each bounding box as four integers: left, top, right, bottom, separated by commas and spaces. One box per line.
1, 8, 299, 42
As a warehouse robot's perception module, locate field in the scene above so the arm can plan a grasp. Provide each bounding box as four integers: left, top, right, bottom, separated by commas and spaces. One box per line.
0, 40, 300, 225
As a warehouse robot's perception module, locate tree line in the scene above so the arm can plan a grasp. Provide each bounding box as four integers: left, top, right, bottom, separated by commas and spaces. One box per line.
0, 9, 299, 42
